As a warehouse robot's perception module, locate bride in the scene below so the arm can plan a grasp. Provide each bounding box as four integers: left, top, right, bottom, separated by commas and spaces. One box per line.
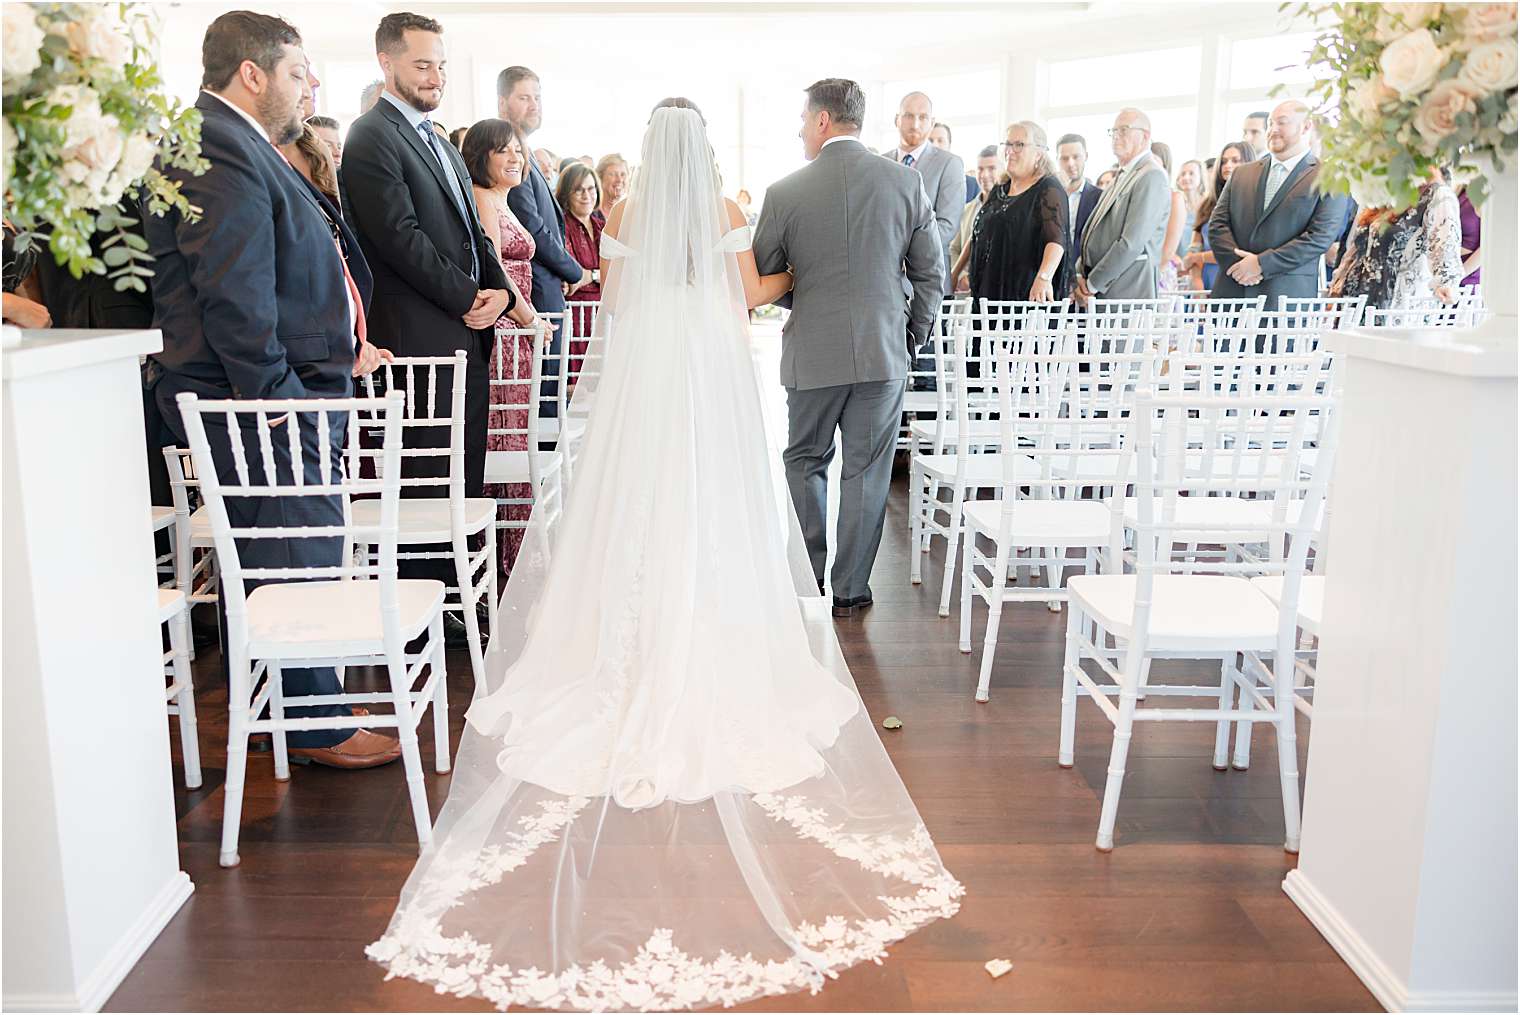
367, 98, 962, 1012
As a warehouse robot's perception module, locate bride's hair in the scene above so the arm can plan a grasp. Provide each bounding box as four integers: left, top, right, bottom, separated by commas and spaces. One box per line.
651, 96, 705, 125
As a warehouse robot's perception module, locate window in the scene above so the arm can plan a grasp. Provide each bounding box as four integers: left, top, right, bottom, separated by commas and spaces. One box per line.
1048, 106, 1199, 172
1228, 32, 1316, 90
1047, 46, 1202, 106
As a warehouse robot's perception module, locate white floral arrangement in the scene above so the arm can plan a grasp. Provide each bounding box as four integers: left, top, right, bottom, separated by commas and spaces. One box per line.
1292, 2, 1518, 210
2, 2, 205, 291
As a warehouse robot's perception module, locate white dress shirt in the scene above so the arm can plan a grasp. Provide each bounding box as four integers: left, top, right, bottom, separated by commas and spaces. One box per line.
1066, 183, 1085, 245
895, 139, 932, 166
821, 134, 861, 151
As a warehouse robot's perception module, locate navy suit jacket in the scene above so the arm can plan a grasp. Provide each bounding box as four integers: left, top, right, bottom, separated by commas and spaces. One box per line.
1208, 153, 1348, 302
1072, 181, 1103, 250
507, 154, 583, 322
145, 92, 359, 410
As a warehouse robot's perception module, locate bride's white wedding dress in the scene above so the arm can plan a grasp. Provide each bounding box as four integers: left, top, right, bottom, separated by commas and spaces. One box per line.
367, 106, 961, 1012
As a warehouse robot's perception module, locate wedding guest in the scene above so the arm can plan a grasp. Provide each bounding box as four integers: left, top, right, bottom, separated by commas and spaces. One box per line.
557, 156, 579, 176
1329, 166, 1463, 309
735, 188, 757, 227
594, 153, 629, 225
358, 78, 383, 113
298, 61, 320, 118
577, 154, 594, 168
449, 125, 469, 150
929, 122, 952, 149
2, 229, 50, 328
555, 161, 603, 388
1458, 186, 1482, 286
1095, 166, 1119, 189
342, 11, 514, 620
1056, 132, 1102, 252
306, 114, 342, 166
1208, 100, 1347, 304
533, 147, 559, 189
146, 11, 397, 769
952, 121, 1070, 306
948, 144, 1000, 293
1175, 158, 1207, 288
281, 122, 340, 204
463, 116, 542, 573
1075, 108, 1171, 303
888, 91, 965, 293
1148, 141, 1188, 291
499, 65, 590, 413
1243, 110, 1269, 151
1183, 140, 1254, 290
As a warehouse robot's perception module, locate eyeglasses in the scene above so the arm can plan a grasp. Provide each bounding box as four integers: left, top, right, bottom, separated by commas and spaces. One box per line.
1001, 141, 1046, 153
1106, 125, 1148, 138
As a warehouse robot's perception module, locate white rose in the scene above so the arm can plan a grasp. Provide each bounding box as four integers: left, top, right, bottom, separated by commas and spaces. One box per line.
1376, 3, 1442, 42
2, 4, 46, 84
46, 84, 104, 148
1458, 38, 1519, 94
1348, 76, 1398, 119
66, 8, 133, 68
1, 118, 15, 192
1350, 174, 1397, 209
71, 115, 123, 172
1462, 3, 1519, 43
114, 133, 157, 185
1380, 28, 1450, 98
1414, 78, 1482, 149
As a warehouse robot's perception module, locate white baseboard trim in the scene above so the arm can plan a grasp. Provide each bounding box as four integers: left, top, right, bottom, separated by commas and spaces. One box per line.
1284, 871, 1520, 1013
4, 871, 194, 1013
1283, 869, 1404, 1012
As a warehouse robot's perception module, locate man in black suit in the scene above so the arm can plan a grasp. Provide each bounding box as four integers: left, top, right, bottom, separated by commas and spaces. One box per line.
146, 11, 400, 768
1056, 133, 1104, 253
1208, 100, 1348, 307
498, 65, 590, 413
341, 12, 513, 607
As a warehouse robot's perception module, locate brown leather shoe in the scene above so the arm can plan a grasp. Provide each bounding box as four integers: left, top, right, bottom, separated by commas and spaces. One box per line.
251, 708, 371, 753
288, 728, 402, 770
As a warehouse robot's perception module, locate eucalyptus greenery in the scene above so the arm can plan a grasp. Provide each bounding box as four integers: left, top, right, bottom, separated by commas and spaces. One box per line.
1284, 3, 1518, 213
2, 2, 207, 292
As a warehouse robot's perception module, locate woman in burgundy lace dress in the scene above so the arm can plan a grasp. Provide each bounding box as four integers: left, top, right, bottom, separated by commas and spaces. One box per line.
555, 162, 604, 380
464, 118, 540, 574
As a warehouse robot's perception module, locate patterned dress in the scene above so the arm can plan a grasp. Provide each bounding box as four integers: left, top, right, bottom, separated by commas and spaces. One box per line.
486, 204, 537, 573
1329, 182, 1463, 310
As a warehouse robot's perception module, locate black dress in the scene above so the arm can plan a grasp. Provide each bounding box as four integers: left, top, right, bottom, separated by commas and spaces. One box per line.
968, 174, 1073, 304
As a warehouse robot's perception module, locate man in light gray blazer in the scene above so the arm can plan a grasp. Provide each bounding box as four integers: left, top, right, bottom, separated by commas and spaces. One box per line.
754, 78, 944, 618
886, 91, 966, 294
1074, 107, 1172, 303
1208, 100, 1347, 305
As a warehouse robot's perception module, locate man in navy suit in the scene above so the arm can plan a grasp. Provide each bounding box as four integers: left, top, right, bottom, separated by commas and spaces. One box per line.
1056, 133, 1103, 253
498, 66, 591, 413
146, 11, 400, 768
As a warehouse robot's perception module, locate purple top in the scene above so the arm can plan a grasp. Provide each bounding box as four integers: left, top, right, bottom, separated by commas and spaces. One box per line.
1458, 189, 1481, 286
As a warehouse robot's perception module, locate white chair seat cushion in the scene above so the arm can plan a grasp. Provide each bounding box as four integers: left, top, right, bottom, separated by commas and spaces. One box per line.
157, 588, 187, 623
963, 498, 1111, 545
1116, 496, 1276, 541
484, 449, 563, 485
349, 496, 497, 542
914, 452, 1042, 484
246, 578, 445, 658
908, 418, 1003, 442
1067, 574, 1281, 651
1251, 575, 1324, 634
152, 506, 175, 532
901, 391, 938, 414
188, 505, 214, 547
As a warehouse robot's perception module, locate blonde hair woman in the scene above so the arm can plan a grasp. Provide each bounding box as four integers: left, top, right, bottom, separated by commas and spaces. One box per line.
949, 119, 1071, 304
1149, 140, 1188, 290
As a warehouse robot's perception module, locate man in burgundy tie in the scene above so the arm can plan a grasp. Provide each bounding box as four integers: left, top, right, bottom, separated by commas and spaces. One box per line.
145, 11, 402, 770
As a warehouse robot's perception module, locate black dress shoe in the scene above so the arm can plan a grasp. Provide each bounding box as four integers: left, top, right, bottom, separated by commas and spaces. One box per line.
443, 611, 473, 648
831, 591, 874, 618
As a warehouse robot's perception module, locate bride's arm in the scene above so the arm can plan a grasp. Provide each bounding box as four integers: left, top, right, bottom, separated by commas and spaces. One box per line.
600, 199, 627, 300
726, 199, 791, 308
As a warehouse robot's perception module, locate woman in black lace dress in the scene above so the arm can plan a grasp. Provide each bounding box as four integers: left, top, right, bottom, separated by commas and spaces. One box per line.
951, 120, 1072, 306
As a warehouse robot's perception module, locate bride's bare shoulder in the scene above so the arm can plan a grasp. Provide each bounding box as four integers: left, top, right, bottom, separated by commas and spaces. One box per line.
604, 198, 629, 237
721, 197, 746, 230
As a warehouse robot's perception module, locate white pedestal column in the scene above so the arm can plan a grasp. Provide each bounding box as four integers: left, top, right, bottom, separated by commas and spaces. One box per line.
1284, 326, 1517, 1012
2, 329, 193, 1012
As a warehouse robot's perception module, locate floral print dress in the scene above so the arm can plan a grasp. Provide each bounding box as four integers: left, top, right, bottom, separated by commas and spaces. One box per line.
1329, 181, 1463, 310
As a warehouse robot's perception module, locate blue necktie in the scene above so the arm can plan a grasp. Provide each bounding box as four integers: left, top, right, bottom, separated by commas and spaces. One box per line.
418, 119, 479, 281
903, 153, 915, 168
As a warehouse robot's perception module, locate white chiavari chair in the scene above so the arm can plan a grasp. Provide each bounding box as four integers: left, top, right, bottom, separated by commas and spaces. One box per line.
152, 506, 176, 587
1061, 383, 1339, 852
178, 390, 447, 868
907, 301, 982, 454
901, 295, 972, 449
357, 352, 498, 688
158, 587, 202, 789
163, 446, 220, 656
1363, 299, 1485, 327
486, 322, 565, 553
1277, 294, 1367, 331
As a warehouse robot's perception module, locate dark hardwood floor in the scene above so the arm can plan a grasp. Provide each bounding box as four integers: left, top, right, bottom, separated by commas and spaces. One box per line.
106, 471, 1378, 1012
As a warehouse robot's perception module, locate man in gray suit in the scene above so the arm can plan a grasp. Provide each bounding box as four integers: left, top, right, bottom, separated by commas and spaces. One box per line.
1208, 100, 1347, 305
1074, 107, 1172, 303
754, 78, 944, 618
886, 91, 965, 293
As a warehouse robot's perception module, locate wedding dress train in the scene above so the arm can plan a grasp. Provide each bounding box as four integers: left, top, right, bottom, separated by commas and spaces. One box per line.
367, 106, 962, 1011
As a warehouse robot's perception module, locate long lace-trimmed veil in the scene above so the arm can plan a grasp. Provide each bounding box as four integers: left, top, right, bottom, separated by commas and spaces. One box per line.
367, 104, 963, 1012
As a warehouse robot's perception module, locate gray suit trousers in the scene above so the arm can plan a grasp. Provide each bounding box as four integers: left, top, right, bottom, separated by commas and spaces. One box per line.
784, 380, 906, 600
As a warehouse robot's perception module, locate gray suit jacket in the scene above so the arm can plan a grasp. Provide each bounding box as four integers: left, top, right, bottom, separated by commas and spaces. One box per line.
885, 144, 965, 290
1207, 153, 1347, 303
754, 138, 944, 390
1078, 157, 1171, 299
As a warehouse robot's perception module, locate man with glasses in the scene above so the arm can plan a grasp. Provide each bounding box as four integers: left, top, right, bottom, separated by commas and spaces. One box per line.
1073, 107, 1171, 303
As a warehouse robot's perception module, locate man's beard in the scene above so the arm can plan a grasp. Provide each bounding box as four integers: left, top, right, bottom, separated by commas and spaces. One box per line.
258, 90, 304, 145
396, 78, 441, 113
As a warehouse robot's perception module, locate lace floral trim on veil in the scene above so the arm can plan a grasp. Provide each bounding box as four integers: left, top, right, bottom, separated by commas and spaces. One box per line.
366, 795, 964, 1011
